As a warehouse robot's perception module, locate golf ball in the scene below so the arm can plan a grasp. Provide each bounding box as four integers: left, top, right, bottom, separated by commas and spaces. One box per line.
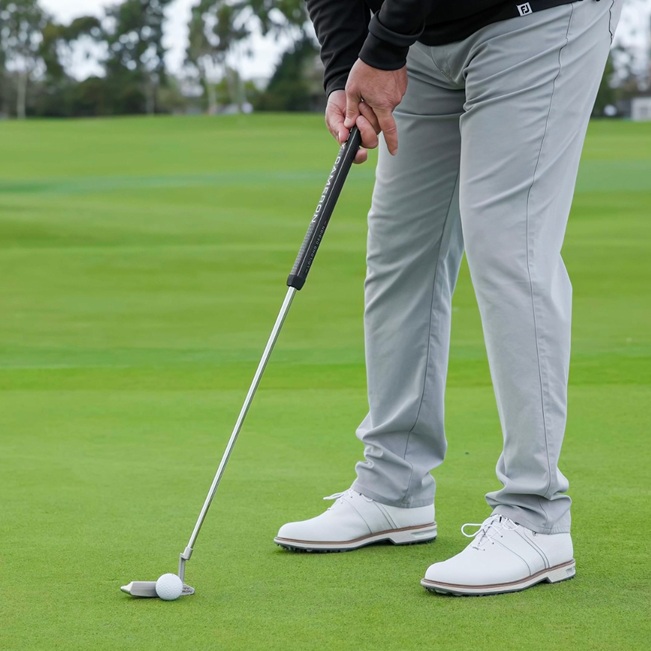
155, 573, 183, 601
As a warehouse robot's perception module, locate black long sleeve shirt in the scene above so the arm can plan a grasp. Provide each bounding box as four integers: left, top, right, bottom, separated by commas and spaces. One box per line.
306, 0, 576, 96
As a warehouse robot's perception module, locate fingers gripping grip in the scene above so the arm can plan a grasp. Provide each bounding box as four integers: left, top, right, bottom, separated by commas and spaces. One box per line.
286, 127, 362, 290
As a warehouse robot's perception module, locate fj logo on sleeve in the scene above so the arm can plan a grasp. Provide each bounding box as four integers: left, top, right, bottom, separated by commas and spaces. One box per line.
517, 3, 533, 15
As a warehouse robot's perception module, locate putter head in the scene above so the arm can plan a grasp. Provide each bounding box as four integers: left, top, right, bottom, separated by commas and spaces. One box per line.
120, 580, 195, 598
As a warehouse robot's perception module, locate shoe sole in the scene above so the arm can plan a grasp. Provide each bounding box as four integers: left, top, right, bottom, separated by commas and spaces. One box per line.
274, 522, 437, 552
420, 559, 576, 596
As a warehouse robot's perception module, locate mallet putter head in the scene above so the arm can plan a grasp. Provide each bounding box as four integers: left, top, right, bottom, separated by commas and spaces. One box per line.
120, 580, 195, 598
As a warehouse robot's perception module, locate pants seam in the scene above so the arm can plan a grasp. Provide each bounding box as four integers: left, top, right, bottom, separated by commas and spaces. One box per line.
524, 3, 574, 522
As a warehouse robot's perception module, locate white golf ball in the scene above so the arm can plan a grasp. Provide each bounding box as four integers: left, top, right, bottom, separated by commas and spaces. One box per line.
155, 573, 183, 601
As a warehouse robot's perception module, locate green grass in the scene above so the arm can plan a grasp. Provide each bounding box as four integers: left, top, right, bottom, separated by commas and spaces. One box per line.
0, 114, 649, 650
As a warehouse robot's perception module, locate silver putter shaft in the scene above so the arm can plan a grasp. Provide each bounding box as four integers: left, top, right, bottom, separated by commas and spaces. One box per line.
122, 127, 362, 597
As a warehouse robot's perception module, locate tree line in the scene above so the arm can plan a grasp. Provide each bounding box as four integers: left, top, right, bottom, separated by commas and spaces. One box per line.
0, 0, 649, 119
0, 0, 321, 118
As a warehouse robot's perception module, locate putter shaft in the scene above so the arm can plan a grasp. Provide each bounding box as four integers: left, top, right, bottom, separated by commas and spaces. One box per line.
175, 127, 361, 585
178, 287, 296, 580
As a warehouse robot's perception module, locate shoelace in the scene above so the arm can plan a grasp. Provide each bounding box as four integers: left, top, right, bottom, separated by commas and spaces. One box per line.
322, 491, 349, 512
323, 492, 345, 501
461, 516, 518, 550
322, 489, 373, 510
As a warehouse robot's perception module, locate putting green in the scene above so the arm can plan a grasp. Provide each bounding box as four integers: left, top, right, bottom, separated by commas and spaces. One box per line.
0, 115, 649, 650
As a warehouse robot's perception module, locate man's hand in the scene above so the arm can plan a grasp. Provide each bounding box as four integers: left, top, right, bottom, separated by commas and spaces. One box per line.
344, 59, 408, 155
325, 90, 369, 164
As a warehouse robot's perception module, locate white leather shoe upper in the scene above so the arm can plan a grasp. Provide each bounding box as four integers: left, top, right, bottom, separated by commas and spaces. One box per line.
424, 515, 573, 587
276, 489, 435, 545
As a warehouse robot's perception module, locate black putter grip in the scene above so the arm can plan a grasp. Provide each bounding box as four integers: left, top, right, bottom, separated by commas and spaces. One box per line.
287, 127, 362, 290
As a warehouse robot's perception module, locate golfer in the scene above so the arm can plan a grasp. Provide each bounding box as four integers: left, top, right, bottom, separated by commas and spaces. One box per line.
275, 0, 622, 595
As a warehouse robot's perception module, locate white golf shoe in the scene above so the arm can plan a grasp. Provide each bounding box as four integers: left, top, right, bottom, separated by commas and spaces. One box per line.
421, 514, 575, 596
274, 489, 437, 552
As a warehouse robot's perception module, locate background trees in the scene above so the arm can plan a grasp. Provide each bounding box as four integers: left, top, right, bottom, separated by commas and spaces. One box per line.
0, 0, 648, 118
102, 0, 172, 114
34, 15, 102, 117
0, 0, 315, 117
0, 0, 48, 118
186, 0, 249, 114
185, 0, 308, 113
254, 36, 320, 112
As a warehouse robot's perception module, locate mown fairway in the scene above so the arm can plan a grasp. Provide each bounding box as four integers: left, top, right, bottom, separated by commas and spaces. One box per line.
0, 115, 649, 650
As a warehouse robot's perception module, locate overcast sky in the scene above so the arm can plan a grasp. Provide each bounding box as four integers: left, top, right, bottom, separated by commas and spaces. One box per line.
40, 0, 651, 80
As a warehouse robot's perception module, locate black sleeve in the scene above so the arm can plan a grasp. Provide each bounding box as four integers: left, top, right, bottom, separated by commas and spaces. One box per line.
306, 0, 371, 96
360, 2, 430, 70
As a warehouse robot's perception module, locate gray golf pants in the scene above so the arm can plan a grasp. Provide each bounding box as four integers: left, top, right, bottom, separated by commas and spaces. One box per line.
352, 0, 621, 534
